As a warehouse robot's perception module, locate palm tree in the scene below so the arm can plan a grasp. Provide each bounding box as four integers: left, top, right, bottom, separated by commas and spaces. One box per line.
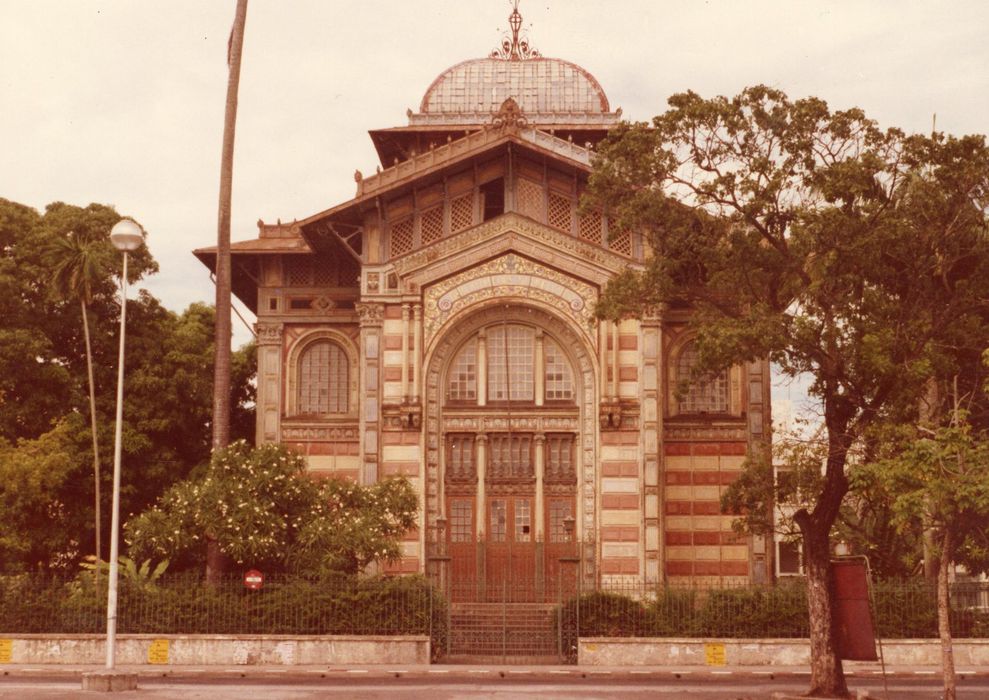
50, 231, 106, 570
209, 0, 248, 583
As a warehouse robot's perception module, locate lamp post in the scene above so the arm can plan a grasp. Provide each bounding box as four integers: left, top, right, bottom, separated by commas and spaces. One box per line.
105, 218, 144, 670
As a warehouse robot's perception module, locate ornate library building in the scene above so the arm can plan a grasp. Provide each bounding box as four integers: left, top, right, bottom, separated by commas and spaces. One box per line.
197, 6, 773, 593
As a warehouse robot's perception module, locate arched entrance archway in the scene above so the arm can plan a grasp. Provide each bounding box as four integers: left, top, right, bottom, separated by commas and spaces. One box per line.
423, 303, 597, 601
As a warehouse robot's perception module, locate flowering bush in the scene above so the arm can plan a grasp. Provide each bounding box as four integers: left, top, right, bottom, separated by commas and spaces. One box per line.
125, 441, 418, 575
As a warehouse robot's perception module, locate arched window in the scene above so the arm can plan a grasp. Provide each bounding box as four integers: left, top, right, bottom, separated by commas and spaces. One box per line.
298, 340, 349, 414
448, 339, 477, 401
676, 341, 728, 414
544, 338, 574, 401
444, 324, 576, 405
487, 325, 534, 402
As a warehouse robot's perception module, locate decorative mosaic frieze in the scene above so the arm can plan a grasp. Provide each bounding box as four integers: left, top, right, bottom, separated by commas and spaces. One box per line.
280, 423, 359, 441
423, 252, 596, 348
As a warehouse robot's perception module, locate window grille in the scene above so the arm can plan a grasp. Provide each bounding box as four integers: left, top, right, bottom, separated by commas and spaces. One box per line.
544, 339, 574, 401
609, 226, 633, 257
449, 500, 473, 543
487, 325, 534, 402
447, 434, 476, 482
312, 257, 337, 286
517, 178, 545, 222
420, 204, 444, 245
489, 434, 533, 480
545, 434, 575, 481
298, 340, 349, 414
338, 255, 360, 286
447, 339, 477, 401
284, 257, 313, 286
548, 500, 573, 543
489, 499, 507, 542
547, 191, 573, 233
450, 193, 474, 233
676, 341, 728, 413
578, 210, 603, 245
389, 217, 414, 258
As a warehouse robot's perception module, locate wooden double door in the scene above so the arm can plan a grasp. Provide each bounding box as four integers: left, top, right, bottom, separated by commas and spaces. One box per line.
447, 492, 576, 602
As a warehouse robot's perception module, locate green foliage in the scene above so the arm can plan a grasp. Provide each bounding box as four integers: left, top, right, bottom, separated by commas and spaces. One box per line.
291, 477, 420, 575
0, 417, 91, 571
79, 555, 169, 591
0, 573, 446, 653
126, 441, 419, 576
0, 197, 256, 571
855, 420, 989, 576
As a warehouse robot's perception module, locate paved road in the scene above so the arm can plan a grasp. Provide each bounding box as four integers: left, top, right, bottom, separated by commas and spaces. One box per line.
3, 668, 988, 699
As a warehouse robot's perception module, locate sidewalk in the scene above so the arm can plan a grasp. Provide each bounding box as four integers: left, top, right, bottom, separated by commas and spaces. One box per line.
1, 662, 986, 678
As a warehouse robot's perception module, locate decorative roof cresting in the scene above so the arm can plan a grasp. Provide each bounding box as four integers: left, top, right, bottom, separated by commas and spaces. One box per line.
490, 0, 540, 61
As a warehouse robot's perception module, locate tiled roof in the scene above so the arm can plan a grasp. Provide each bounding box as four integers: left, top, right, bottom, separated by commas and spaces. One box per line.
417, 57, 617, 125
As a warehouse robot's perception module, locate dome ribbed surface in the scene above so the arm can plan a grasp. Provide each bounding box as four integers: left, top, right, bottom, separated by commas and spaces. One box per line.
419, 57, 610, 116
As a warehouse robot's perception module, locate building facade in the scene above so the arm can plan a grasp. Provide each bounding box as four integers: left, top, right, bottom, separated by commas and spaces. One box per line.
196, 12, 772, 590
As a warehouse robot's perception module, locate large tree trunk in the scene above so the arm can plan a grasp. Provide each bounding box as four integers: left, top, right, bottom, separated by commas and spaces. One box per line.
793, 411, 855, 698
211, 0, 248, 452
797, 514, 849, 698
937, 530, 956, 700
81, 300, 102, 572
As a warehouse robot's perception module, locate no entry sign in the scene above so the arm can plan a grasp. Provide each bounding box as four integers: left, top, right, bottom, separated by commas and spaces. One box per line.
244, 569, 264, 590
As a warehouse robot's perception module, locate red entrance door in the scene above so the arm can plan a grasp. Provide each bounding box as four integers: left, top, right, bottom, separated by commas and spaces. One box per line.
485, 495, 537, 600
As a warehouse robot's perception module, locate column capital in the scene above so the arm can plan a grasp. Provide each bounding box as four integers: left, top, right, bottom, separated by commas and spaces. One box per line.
356, 302, 384, 327
475, 432, 489, 444
254, 322, 283, 346
533, 432, 546, 445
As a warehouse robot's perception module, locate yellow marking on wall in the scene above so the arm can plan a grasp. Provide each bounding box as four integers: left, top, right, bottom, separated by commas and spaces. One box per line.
148, 639, 169, 665
704, 642, 726, 666
0, 639, 12, 663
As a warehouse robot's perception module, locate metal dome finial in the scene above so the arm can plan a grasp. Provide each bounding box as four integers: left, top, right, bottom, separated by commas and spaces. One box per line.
491, 0, 540, 61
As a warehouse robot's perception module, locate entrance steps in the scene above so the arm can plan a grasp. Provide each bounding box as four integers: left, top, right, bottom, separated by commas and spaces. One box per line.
448, 602, 560, 661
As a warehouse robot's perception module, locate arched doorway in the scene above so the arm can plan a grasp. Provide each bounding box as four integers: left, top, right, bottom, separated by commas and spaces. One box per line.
424, 304, 597, 605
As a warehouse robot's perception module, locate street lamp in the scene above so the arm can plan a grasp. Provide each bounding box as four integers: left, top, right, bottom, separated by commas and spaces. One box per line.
105, 217, 144, 670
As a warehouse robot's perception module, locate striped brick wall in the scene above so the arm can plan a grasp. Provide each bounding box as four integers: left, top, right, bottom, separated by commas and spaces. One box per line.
599, 430, 641, 581
663, 441, 749, 584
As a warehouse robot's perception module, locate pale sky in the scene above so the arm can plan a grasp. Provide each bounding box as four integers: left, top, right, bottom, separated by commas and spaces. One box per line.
3, 1, 987, 421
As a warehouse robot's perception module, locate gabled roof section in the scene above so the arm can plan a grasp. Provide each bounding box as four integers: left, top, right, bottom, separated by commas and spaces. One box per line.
296, 123, 595, 240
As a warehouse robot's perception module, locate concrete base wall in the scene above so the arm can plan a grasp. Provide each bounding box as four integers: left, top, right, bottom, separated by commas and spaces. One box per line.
578, 638, 989, 666
1, 634, 429, 666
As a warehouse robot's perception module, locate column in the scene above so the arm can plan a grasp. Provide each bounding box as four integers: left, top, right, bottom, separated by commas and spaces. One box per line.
475, 433, 488, 538
599, 320, 609, 401
356, 302, 384, 484
611, 321, 620, 399
400, 303, 410, 403
412, 303, 422, 403
534, 329, 545, 407
534, 432, 546, 540
477, 328, 487, 406
254, 322, 283, 445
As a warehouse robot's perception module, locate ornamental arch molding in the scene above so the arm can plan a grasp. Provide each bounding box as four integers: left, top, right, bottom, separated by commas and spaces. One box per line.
422, 301, 600, 546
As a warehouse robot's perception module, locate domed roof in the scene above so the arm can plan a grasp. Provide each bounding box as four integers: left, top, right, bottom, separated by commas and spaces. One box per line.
419, 56, 611, 117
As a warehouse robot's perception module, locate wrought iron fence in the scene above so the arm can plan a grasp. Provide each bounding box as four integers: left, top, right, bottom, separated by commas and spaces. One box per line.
0, 573, 445, 649
563, 579, 989, 643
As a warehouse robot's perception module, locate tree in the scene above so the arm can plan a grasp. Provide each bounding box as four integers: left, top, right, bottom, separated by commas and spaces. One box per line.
0, 417, 92, 571
0, 198, 256, 570
859, 417, 989, 700
208, 0, 249, 585
586, 86, 989, 697
125, 441, 418, 576
48, 229, 113, 572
